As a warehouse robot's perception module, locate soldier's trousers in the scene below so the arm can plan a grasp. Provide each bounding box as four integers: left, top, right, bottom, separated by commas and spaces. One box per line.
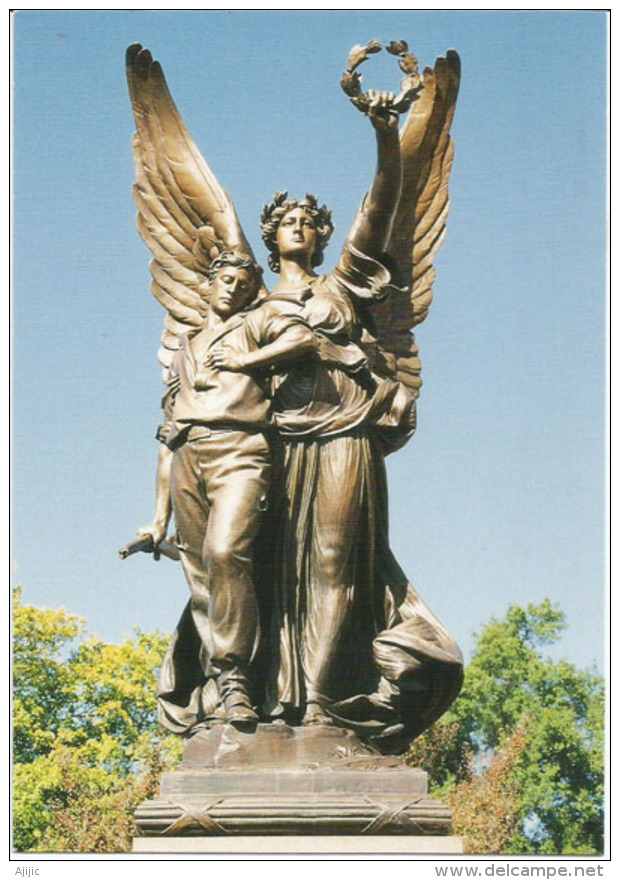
170, 427, 271, 673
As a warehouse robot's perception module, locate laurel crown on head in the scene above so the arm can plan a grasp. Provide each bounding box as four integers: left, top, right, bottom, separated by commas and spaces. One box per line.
260, 192, 334, 273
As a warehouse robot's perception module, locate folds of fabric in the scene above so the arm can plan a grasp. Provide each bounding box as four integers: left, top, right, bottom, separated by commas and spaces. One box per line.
262, 431, 463, 750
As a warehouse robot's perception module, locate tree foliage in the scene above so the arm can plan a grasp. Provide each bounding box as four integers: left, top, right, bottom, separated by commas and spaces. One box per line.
12, 587, 182, 852
406, 600, 605, 855
13, 588, 85, 763
450, 724, 529, 854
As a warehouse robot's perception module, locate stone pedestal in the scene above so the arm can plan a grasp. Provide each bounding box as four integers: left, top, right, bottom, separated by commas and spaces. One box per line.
134, 722, 458, 846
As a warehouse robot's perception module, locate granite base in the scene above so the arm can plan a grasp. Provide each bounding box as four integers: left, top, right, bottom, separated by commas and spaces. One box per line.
134, 722, 456, 840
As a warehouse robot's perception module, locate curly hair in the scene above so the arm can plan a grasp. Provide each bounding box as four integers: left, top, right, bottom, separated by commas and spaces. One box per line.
207, 250, 264, 292
260, 192, 334, 273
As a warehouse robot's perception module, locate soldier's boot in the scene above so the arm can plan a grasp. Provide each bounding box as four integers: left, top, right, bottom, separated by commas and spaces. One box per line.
217, 665, 259, 728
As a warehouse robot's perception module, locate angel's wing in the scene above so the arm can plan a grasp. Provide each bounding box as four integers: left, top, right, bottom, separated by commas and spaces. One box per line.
371, 50, 461, 398
126, 44, 261, 372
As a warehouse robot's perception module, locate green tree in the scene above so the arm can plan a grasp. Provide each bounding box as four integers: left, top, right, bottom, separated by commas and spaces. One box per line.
12, 587, 182, 853
406, 600, 604, 855
13, 587, 85, 763
450, 724, 529, 854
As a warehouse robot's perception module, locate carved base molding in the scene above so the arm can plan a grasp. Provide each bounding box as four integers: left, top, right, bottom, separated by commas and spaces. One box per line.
134, 723, 456, 841
135, 792, 453, 837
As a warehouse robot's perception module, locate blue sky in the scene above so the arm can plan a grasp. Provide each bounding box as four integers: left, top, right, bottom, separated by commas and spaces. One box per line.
12, 10, 608, 673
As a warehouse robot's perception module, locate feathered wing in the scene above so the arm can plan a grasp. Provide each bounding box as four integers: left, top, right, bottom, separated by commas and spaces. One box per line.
371, 50, 461, 398
126, 44, 262, 372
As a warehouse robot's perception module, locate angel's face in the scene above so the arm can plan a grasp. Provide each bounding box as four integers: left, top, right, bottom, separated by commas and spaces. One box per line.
276, 208, 317, 261
209, 266, 257, 319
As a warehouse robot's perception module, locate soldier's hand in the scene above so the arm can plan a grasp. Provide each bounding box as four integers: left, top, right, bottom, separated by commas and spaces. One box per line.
137, 521, 167, 548
206, 346, 248, 372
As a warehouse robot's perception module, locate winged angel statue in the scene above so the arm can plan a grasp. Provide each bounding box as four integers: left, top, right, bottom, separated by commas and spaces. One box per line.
125, 40, 464, 753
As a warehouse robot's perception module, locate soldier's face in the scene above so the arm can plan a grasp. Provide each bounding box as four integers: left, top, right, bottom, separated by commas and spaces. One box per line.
276, 208, 317, 261
209, 266, 256, 319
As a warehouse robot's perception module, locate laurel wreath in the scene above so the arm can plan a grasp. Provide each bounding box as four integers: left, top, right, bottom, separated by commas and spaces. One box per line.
340, 39, 422, 117
260, 191, 332, 235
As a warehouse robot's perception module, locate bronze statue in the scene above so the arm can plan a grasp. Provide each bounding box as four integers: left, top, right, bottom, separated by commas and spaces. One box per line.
124, 40, 463, 753
135, 251, 316, 729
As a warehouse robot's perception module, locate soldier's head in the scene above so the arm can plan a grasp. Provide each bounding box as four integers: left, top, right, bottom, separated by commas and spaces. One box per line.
205, 251, 263, 319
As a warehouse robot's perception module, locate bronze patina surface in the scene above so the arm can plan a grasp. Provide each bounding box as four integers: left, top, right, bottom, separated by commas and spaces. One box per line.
123, 39, 463, 838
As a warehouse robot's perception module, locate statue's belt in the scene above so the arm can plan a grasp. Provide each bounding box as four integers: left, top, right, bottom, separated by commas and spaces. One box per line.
184, 423, 264, 443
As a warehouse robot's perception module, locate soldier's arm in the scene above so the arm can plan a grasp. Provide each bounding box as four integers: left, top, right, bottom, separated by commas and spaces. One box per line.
137, 442, 173, 547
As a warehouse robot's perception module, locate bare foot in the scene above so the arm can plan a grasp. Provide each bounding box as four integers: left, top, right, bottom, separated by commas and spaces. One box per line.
302, 702, 333, 726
